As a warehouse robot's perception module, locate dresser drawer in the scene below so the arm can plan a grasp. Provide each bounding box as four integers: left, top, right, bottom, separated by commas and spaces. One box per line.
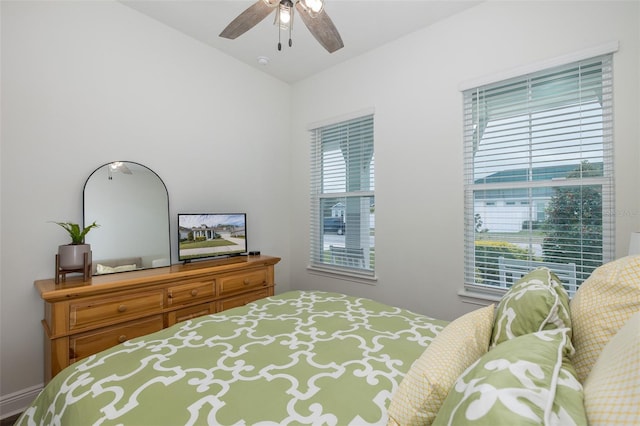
218, 269, 268, 296
165, 302, 215, 327
166, 279, 215, 307
69, 290, 164, 330
217, 289, 271, 311
69, 315, 163, 363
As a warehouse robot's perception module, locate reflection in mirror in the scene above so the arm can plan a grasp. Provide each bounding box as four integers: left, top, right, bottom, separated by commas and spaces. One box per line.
84, 161, 171, 275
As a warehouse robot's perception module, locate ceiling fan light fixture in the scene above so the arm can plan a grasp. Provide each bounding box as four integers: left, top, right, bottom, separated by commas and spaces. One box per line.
277, 0, 293, 29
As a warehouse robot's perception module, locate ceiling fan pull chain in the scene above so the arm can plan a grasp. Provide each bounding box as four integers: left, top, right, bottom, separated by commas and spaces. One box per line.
278, 22, 282, 51
289, 24, 292, 47
276, 3, 282, 51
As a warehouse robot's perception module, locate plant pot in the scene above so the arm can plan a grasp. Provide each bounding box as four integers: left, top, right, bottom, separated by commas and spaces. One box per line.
58, 244, 91, 270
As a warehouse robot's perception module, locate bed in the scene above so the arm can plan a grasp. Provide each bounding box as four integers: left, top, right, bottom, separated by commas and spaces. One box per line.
17, 291, 447, 425
16, 255, 640, 425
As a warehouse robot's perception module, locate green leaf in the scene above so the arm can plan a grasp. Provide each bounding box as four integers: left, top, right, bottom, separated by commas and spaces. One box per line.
51, 221, 100, 244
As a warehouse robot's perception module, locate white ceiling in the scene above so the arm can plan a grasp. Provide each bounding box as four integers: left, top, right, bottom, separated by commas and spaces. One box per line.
120, 0, 481, 84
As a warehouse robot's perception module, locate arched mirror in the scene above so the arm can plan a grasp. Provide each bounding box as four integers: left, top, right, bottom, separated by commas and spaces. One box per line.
83, 161, 171, 275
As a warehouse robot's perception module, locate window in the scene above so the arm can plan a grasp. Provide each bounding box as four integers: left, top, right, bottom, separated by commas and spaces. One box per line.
464, 54, 614, 297
309, 114, 375, 277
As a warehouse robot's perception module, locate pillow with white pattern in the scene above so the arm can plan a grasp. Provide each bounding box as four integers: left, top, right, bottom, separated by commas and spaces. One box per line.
434, 328, 586, 426
491, 267, 571, 349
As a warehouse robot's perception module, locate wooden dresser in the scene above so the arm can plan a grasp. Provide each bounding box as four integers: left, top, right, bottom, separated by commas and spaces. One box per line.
35, 255, 280, 382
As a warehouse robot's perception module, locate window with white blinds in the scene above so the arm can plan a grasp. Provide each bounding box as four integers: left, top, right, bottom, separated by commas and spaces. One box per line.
463, 54, 614, 297
309, 114, 375, 276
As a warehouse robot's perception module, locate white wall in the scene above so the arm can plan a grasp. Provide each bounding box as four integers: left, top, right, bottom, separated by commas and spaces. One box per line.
1, 0, 639, 417
0, 1, 291, 413
289, 1, 640, 320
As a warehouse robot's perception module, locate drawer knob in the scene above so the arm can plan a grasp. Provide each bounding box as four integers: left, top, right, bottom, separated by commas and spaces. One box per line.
118, 305, 127, 313
243, 279, 250, 285
118, 335, 127, 343
191, 289, 198, 297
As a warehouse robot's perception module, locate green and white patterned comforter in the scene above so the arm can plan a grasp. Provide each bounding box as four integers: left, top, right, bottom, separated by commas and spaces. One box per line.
18, 291, 447, 426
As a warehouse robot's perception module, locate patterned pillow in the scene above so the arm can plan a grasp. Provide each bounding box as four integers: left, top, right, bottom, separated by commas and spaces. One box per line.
570, 255, 640, 383
583, 310, 640, 425
433, 328, 586, 426
387, 304, 494, 426
490, 267, 571, 348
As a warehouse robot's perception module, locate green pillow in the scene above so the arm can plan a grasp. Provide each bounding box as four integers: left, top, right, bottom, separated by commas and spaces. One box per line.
433, 328, 586, 426
491, 267, 571, 348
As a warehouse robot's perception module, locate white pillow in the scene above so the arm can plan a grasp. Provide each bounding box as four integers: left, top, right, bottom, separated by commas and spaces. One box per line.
387, 304, 494, 425
570, 255, 640, 383
583, 310, 640, 425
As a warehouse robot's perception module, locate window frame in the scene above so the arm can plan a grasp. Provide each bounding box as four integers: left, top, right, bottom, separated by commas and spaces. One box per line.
462, 53, 615, 298
307, 111, 376, 282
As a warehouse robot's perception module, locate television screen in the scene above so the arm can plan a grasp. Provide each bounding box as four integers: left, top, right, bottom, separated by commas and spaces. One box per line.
178, 213, 247, 262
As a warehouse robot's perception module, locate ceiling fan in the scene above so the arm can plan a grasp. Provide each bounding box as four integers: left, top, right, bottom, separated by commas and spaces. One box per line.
219, 0, 344, 53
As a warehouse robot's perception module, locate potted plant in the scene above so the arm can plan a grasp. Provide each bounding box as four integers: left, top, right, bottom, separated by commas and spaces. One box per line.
53, 221, 100, 270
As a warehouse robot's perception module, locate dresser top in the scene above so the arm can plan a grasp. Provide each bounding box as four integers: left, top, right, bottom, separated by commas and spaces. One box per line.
36, 255, 281, 302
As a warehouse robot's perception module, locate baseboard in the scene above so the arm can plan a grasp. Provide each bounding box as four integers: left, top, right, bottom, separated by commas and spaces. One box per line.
0, 384, 42, 420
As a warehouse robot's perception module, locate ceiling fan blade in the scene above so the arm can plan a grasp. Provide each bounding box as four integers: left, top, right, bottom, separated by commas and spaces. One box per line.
295, 2, 344, 53
220, 1, 276, 40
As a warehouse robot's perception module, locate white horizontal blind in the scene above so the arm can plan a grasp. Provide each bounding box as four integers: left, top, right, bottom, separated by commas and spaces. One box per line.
309, 114, 375, 275
463, 54, 614, 296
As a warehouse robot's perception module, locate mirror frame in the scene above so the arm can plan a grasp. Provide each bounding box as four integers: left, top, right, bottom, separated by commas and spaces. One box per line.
83, 161, 171, 275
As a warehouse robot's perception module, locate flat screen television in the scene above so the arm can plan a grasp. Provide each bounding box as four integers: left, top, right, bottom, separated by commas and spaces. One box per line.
178, 213, 247, 263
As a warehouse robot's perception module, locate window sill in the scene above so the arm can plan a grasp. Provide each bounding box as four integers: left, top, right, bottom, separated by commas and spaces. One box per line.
457, 287, 505, 306
307, 265, 378, 286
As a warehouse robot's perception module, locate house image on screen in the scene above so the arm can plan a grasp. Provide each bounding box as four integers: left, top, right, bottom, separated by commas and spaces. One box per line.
179, 225, 245, 241
474, 163, 601, 233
